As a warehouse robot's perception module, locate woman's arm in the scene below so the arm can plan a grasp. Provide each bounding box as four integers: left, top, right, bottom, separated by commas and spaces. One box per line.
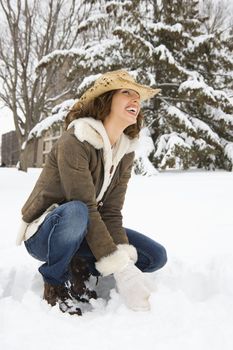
99, 152, 135, 245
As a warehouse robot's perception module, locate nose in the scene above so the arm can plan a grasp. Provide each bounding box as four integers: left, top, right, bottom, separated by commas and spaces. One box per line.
131, 91, 140, 102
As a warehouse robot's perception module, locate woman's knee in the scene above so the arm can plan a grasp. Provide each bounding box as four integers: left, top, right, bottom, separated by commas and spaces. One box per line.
150, 244, 167, 272
125, 228, 167, 272
58, 201, 88, 224
54, 201, 88, 242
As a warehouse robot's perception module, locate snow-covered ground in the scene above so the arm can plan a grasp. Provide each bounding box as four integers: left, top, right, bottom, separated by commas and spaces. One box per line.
0, 168, 233, 350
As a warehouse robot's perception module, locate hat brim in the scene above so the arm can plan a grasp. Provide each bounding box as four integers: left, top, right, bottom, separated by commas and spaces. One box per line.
72, 76, 161, 110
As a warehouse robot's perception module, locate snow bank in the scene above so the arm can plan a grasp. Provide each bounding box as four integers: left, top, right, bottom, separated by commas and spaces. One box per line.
0, 168, 233, 350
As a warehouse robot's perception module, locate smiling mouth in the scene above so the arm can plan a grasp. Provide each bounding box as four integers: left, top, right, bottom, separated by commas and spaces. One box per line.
125, 107, 138, 115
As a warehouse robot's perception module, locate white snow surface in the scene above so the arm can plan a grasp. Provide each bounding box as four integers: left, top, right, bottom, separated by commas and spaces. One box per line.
0, 168, 233, 350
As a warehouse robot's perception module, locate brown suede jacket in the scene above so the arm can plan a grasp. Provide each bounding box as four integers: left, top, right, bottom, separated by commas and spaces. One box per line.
20, 119, 137, 261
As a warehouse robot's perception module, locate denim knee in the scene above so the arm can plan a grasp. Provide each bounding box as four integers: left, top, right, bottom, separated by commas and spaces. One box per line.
59, 200, 88, 221
60, 200, 88, 216
144, 245, 167, 273
151, 245, 167, 271
56, 200, 88, 242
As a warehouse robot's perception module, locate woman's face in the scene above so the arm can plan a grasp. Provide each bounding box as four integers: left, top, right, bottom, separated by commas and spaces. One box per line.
108, 88, 141, 127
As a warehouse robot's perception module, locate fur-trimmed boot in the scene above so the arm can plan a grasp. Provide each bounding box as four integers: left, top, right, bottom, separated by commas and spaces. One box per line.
69, 255, 97, 302
43, 282, 82, 315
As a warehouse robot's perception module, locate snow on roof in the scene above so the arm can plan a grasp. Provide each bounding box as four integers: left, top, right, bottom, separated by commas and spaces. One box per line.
76, 73, 102, 95
51, 99, 75, 115
27, 99, 74, 141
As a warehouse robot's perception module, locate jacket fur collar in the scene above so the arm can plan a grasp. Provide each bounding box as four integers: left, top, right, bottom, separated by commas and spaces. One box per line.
68, 118, 138, 152
68, 118, 138, 202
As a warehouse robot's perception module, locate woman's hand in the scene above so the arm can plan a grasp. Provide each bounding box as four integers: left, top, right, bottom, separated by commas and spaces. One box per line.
114, 261, 153, 311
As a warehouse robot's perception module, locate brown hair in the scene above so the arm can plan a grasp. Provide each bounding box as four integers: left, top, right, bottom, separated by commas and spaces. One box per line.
64, 90, 143, 138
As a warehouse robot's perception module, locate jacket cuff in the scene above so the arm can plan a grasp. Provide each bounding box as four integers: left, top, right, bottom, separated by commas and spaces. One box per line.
117, 244, 138, 263
95, 249, 130, 276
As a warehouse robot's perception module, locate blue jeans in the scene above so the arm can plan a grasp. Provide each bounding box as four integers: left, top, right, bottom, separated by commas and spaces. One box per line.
24, 201, 167, 285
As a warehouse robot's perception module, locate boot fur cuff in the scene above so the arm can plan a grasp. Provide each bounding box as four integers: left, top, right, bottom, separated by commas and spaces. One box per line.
95, 249, 130, 276
117, 244, 138, 263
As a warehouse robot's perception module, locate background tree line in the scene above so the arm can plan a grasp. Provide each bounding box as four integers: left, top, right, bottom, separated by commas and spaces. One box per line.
0, 0, 233, 171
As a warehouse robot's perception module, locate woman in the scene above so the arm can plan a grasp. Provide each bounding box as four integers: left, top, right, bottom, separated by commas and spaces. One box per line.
16, 70, 167, 315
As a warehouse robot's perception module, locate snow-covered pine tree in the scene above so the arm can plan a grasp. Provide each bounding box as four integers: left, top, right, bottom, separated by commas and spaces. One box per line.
36, 0, 233, 172
110, 0, 233, 170
35, 0, 162, 175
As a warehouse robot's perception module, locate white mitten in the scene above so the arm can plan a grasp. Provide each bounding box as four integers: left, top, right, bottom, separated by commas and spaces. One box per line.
114, 261, 151, 311
117, 244, 138, 263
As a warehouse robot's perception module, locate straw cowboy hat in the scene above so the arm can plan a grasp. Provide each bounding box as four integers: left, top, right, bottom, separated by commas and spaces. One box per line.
72, 70, 161, 109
